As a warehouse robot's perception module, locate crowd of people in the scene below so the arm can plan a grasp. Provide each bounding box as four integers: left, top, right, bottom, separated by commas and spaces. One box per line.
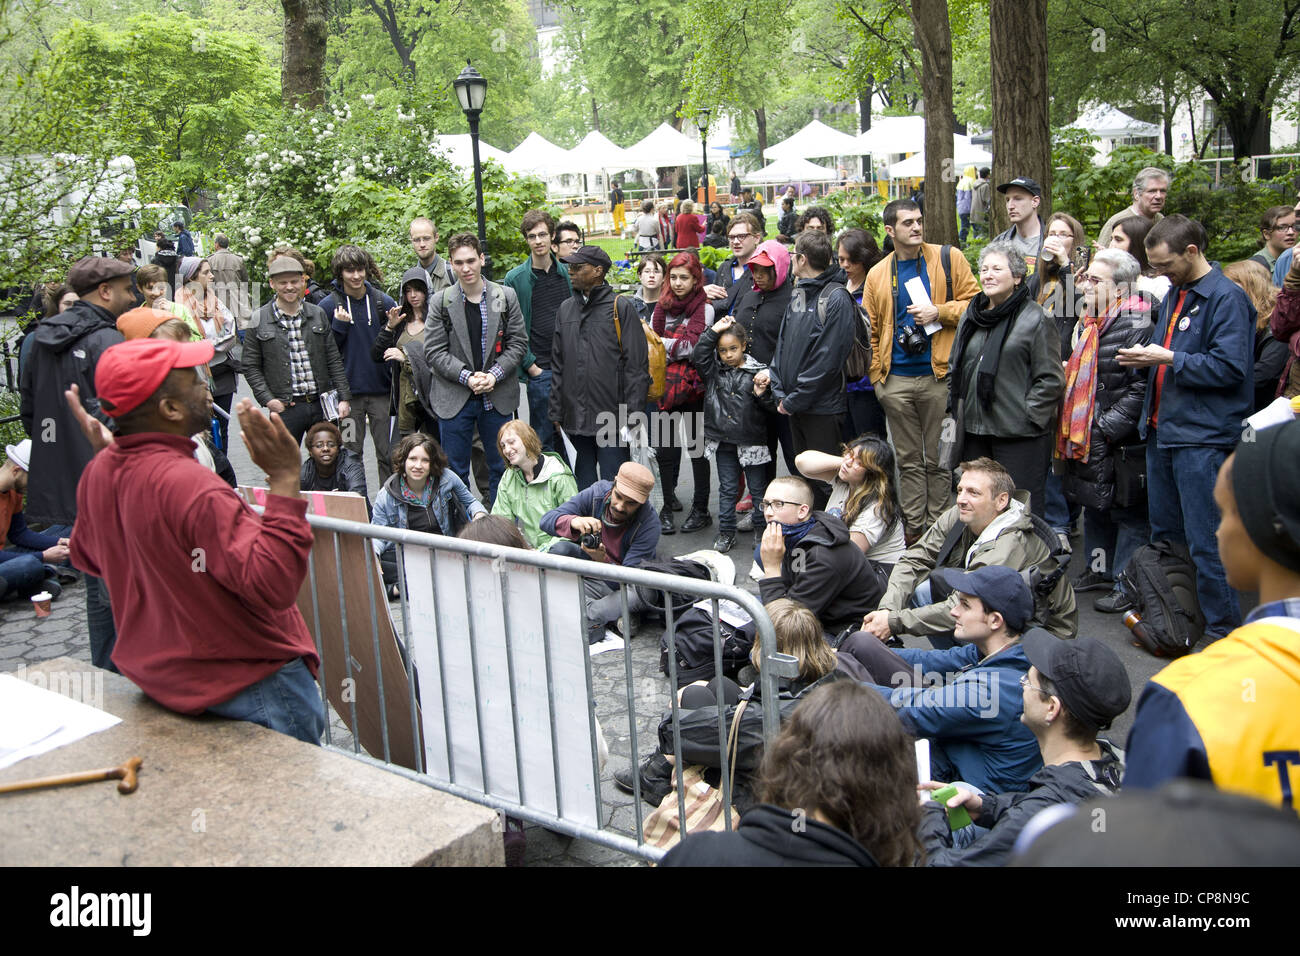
7, 169, 1300, 867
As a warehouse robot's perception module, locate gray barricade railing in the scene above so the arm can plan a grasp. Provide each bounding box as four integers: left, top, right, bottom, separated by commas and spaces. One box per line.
291, 509, 797, 864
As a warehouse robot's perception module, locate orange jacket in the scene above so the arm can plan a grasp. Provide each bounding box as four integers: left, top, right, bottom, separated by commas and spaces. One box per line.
863, 243, 981, 383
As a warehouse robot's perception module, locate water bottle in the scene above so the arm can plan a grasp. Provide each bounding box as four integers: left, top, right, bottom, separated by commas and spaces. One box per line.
1124, 610, 1156, 654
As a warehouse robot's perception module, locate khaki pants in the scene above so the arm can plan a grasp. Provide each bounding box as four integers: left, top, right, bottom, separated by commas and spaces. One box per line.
876, 373, 952, 537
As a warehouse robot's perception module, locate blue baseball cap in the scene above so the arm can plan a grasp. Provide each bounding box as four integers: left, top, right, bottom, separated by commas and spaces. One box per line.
933, 565, 1034, 632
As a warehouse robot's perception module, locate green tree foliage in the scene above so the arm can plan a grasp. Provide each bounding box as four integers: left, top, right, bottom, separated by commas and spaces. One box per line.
39, 14, 278, 202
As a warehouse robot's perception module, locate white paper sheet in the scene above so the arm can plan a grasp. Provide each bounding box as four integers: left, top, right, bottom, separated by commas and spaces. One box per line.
915, 738, 931, 803
0, 673, 120, 771
904, 276, 944, 335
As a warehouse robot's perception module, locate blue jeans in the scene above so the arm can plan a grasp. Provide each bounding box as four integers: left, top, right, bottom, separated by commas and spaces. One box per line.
526, 369, 568, 464
1083, 503, 1150, 584
207, 657, 327, 745
440, 396, 512, 504
85, 574, 119, 673
1044, 470, 1079, 535
715, 445, 767, 533
0, 552, 46, 598
1146, 438, 1241, 639
567, 432, 629, 490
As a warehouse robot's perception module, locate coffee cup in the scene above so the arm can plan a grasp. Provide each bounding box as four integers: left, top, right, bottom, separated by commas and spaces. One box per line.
31, 591, 52, 618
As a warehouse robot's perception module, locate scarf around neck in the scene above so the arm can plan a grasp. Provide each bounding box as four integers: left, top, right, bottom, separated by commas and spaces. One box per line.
951, 283, 1030, 410
1056, 295, 1142, 462
397, 475, 435, 508
780, 515, 817, 547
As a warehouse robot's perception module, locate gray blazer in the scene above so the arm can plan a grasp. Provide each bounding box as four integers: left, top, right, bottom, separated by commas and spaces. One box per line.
425, 280, 527, 419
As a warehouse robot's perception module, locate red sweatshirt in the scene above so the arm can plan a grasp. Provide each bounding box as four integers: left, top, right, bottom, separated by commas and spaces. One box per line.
70, 432, 319, 713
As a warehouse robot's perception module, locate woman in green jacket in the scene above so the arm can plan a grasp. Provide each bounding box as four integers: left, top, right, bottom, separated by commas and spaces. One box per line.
492, 421, 579, 551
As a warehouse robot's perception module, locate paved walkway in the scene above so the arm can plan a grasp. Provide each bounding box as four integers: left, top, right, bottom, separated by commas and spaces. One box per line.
3, 379, 1234, 865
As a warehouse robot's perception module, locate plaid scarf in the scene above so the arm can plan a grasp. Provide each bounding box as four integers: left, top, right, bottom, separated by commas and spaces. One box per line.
1056, 297, 1136, 461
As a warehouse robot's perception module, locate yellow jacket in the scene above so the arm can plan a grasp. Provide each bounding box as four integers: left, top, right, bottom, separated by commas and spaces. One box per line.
863, 242, 981, 383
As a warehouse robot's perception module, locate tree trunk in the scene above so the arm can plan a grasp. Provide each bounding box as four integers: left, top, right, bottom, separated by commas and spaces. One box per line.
989, 0, 1051, 234
858, 81, 872, 178
909, 0, 957, 245
1223, 102, 1272, 170
281, 0, 328, 109
592, 97, 600, 132
364, 0, 415, 79
755, 106, 768, 167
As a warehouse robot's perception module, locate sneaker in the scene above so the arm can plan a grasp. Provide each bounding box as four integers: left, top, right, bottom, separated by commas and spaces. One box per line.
613, 752, 674, 806
1094, 588, 1135, 614
681, 508, 712, 533
712, 531, 737, 553
735, 493, 753, 513
660, 511, 676, 535
1071, 570, 1113, 593
735, 511, 754, 532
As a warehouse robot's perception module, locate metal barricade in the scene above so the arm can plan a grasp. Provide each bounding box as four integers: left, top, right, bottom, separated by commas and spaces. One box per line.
296, 510, 795, 864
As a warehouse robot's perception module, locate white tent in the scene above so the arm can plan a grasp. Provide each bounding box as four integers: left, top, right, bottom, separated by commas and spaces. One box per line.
571, 130, 637, 172
765, 120, 862, 161
1068, 105, 1160, 140
624, 123, 702, 168
887, 136, 993, 179
432, 134, 508, 171
854, 115, 926, 156
504, 131, 574, 178
742, 157, 839, 183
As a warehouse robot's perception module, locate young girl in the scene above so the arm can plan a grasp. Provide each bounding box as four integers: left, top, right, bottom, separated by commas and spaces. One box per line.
794, 435, 906, 572
653, 252, 713, 534
691, 318, 774, 553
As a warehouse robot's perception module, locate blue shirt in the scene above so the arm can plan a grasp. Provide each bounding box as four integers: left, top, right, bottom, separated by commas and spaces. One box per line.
1274, 248, 1294, 287
890, 256, 933, 376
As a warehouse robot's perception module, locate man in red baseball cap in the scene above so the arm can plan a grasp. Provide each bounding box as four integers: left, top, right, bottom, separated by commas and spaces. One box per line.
67, 338, 327, 743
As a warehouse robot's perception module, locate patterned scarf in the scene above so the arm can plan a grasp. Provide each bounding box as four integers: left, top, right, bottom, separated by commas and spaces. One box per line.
1056, 298, 1131, 461
396, 475, 435, 508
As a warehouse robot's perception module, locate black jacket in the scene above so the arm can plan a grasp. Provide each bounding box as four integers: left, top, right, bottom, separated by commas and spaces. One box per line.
661, 803, 878, 867
242, 300, 352, 406
758, 511, 884, 634
730, 280, 793, 367
1060, 297, 1153, 511
918, 740, 1124, 866
770, 267, 857, 416
692, 327, 775, 445
1254, 324, 1289, 411
548, 283, 650, 435
19, 300, 125, 524
300, 448, 370, 500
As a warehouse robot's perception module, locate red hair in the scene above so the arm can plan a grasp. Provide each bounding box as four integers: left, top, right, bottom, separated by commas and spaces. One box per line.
660, 252, 703, 311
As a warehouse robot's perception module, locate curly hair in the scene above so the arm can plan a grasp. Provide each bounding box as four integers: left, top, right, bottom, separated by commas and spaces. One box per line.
840, 435, 901, 540
757, 681, 922, 866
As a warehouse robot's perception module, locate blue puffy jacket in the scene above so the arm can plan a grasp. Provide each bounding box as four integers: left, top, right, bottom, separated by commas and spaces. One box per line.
1138, 267, 1255, 448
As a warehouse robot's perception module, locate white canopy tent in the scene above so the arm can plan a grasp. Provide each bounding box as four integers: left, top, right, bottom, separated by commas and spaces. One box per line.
887, 136, 993, 179
504, 131, 574, 178
765, 120, 862, 161
432, 134, 508, 171
742, 157, 839, 183
1068, 105, 1160, 139
854, 115, 926, 156
571, 130, 637, 173
624, 123, 702, 169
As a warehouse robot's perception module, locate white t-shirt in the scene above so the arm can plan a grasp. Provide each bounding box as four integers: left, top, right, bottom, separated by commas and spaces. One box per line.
825, 480, 908, 564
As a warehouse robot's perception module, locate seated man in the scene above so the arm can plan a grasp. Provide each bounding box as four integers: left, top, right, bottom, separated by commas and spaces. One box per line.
67, 338, 327, 744
862, 457, 1076, 643
0, 439, 69, 602
919, 632, 1131, 865
842, 565, 1043, 794
541, 462, 661, 645
757, 476, 884, 636
1124, 417, 1300, 810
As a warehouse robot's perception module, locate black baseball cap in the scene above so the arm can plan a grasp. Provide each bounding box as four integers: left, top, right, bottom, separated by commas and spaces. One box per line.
561, 245, 612, 269
996, 177, 1042, 197
1022, 631, 1131, 731
933, 565, 1034, 633
1233, 417, 1300, 574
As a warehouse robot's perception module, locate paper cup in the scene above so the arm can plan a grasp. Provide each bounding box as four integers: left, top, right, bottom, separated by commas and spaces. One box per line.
31, 591, 52, 618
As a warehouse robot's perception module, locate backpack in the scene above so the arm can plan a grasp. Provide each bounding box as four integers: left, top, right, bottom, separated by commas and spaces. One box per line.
1119, 541, 1206, 658
612, 294, 667, 402
659, 605, 757, 688
812, 283, 874, 382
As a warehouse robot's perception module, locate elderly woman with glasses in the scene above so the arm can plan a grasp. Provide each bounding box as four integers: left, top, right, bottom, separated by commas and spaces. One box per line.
1057, 248, 1154, 615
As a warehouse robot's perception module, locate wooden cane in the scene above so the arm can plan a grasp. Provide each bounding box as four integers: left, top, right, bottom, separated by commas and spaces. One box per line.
0, 757, 142, 795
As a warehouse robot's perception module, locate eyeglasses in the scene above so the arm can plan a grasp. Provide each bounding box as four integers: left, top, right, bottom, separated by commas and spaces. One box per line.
525, 230, 552, 241
1079, 273, 1106, 285
728, 233, 754, 242
310, 440, 339, 450
1272, 223, 1298, 233
1019, 674, 1050, 695
759, 498, 806, 512
557, 237, 581, 246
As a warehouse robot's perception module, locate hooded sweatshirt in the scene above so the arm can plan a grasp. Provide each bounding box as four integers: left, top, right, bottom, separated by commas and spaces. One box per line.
491, 452, 579, 551
661, 803, 878, 867
758, 510, 883, 633
730, 240, 792, 365
323, 280, 396, 395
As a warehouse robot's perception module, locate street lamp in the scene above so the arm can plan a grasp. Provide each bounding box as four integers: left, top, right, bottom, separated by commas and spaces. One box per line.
696, 108, 711, 206
453, 60, 490, 276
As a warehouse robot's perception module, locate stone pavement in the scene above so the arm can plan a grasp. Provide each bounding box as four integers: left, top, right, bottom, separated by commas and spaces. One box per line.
2, 379, 1249, 865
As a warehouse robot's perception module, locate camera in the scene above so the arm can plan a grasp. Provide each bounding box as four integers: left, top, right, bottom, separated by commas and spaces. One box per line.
580, 532, 602, 550
896, 322, 928, 356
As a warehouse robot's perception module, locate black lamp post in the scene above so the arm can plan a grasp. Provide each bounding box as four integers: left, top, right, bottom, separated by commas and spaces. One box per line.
453, 60, 490, 276
696, 108, 711, 206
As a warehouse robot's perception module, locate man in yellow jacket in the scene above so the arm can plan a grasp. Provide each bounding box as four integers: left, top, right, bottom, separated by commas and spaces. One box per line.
863, 199, 980, 542
1124, 417, 1300, 814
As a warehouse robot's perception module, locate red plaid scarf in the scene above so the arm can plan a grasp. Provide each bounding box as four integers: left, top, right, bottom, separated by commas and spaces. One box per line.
1056, 298, 1136, 461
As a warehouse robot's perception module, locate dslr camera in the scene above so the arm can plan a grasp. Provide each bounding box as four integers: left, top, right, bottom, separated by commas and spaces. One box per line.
896, 322, 928, 356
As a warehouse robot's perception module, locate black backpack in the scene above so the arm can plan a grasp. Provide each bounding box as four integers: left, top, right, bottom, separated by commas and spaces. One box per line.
1119, 541, 1206, 658
659, 606, 757, 689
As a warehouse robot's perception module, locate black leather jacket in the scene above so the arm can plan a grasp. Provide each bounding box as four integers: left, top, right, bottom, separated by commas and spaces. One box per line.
691, 327, 776, 445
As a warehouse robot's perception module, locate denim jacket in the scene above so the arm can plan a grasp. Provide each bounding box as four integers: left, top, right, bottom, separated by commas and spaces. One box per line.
370, 471, 486, 555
